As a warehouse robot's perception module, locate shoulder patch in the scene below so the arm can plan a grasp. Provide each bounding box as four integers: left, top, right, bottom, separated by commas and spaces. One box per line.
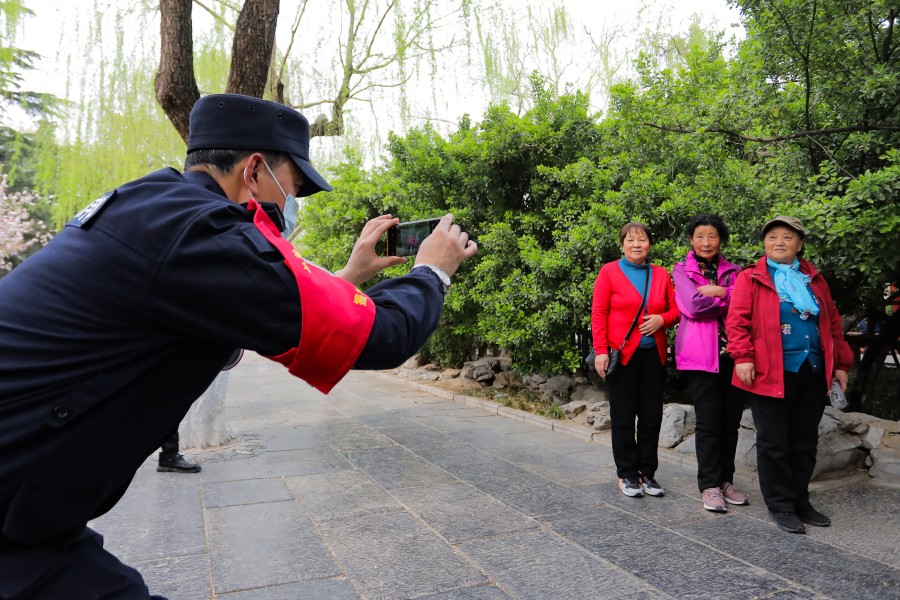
68, 191, 116, 228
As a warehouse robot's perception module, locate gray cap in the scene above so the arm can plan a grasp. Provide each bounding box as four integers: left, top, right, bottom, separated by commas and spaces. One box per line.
762, 215, 806, 237
187, 94, 332, 197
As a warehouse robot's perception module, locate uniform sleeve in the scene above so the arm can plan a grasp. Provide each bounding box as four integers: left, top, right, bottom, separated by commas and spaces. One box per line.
354, 269, 444, 369
591, 266, 611, 353
673, 264, 728, 319
725, 270, 755, 364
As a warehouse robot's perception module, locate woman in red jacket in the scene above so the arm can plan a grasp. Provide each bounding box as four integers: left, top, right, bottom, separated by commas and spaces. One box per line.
726, 216, 853, 534
592, 222, 679, 498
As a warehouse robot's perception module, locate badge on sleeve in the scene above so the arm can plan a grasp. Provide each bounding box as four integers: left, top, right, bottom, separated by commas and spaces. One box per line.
68, 191, 117, 228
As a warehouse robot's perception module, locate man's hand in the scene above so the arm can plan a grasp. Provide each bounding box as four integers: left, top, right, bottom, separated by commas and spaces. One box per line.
414, 213, 478, 277
335, 215, 407, 287
735, 362, 755, 386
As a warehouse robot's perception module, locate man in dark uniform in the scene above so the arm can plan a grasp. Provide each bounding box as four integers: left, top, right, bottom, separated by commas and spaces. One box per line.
0, 94, 476, 599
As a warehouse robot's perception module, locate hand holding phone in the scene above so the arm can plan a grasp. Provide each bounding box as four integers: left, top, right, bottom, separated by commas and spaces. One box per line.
413, 214, 477, 278
387, 218, 442, 257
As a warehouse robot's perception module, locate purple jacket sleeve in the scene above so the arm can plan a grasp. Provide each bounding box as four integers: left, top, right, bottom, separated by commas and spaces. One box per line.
672, 263, 730, 319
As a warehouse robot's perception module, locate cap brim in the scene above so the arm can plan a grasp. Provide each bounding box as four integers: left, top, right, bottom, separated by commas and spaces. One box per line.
293, 155, 332, 196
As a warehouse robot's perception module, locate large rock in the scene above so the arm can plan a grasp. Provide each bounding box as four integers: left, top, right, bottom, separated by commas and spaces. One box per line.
439, 368, 461, 380
571, 385, 607, 404
658, 403, 696, 449
523, 373, 549, 391
590, 414, 611, 432
740, 408, 755, 430
434, 377, 484, 394
541, 375, 577, 404
868, 447, 900, 483
734, 427, 758, 471
562, 401, 588, 420
813, 431, 867, 478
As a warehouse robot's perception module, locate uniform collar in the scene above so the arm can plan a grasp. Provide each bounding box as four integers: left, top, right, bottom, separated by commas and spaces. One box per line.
183, 169, 229, 199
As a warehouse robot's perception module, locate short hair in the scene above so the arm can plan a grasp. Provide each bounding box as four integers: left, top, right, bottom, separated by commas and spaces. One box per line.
619, 222, 653, 245
183, 149, 289, 173
685, 214, 730, 244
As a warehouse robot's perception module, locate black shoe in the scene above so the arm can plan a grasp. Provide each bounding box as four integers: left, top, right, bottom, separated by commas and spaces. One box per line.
769, 510, 806, 534
157, 454, 201, 473
796, 505, 831, 527
619, 476, 644, 497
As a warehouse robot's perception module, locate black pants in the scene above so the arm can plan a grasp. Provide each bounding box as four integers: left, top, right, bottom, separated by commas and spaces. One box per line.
684, 354, 745, 492
159, 432, 179, 461
606, 347, 666, 479
750, 361, 826, 513
0, 528, 165, 599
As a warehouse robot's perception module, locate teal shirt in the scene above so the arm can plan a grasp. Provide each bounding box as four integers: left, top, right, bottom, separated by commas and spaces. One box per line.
618, 258, 656, 348
768, 265, 823, 372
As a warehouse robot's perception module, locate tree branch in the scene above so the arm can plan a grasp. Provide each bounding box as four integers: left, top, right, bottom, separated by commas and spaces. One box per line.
641, 122, 900, 143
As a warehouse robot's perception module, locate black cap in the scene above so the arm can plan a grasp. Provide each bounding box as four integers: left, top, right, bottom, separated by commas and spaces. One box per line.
187, 93, 332, 197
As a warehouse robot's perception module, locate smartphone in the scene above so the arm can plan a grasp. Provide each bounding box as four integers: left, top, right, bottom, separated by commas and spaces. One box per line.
387, 218, 442, 257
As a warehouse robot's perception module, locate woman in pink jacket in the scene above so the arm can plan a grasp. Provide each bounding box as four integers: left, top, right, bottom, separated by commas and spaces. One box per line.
726, 216, 853, 534
673, 215, 748, 513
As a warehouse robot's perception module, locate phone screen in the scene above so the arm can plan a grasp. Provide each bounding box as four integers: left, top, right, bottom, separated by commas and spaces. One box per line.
387, 218, 441, 257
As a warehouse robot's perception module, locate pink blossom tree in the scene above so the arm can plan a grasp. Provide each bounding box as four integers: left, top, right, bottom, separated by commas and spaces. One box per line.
0, 174, 52, 274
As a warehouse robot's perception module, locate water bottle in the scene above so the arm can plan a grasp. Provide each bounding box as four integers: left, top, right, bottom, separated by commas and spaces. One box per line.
829, 379, 848, 410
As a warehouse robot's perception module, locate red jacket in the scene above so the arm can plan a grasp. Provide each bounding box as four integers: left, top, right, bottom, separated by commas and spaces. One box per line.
725, 256, 854, 398
591, 261, 679, 366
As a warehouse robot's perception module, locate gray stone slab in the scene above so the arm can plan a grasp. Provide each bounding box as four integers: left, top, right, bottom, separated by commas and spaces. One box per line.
418, 584, 512, 598
89, 469, 205, 564
458, 529, 654, 600
377, 424, 456, 450
203, 477, 294, 508
345, 445, 459, 490
550, 509, 796, 599
577, 481, 710, 529
485, 443, 611, 488
407, 414, 497, 433
317, 511, 489, 599
217, 577, 359, 599
318, 424, 400, 452
789, 483, 900, 569
390, 482, 540, 544
676, 514, 900, 599
199, 447, 350, 483
206, 501, 341, 594
285, 470, 403, 522
254, 425, 325, 452
132, 553, 210, 600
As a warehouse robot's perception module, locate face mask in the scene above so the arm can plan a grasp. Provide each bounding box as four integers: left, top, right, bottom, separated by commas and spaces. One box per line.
261, 160, 298, 240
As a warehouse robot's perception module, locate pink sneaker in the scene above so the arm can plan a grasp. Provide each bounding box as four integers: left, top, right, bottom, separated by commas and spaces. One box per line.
722, 482, 749, 506
702, 487, 727, 512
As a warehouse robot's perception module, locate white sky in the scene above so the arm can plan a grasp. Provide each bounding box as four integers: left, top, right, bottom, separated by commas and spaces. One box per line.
11, 0, 745, 163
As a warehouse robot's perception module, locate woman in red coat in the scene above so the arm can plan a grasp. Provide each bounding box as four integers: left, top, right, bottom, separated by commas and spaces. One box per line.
726, 216, 853, 534
592, 222, 679, 498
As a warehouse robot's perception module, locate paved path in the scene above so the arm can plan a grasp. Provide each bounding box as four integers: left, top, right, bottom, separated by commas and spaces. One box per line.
92, 353, 900, 599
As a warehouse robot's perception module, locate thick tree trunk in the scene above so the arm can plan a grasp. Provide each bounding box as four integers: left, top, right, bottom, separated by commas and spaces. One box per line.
226, 0, 280, 97
155, 0, 200, 143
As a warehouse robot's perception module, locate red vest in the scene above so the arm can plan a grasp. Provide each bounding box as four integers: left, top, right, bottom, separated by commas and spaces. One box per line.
249, 199, 375, 393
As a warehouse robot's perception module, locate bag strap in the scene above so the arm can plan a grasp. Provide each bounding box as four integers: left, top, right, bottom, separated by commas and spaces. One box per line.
617, 267, 650, 350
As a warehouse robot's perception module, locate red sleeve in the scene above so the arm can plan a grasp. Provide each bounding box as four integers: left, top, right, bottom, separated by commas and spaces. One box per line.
821, 279, 855, 371
725, 269, 754, 364
659, 267, 679, 328
591, 265, 612, 353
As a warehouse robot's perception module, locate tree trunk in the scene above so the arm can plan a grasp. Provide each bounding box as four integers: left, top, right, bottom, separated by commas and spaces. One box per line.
179, 371, 234, 450
155, 0, 200, 143
226, 0, 280, 97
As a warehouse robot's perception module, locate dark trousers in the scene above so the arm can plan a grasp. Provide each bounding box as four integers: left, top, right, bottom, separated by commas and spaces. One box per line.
606, 347, 666, 479
0, 528, 165, 599
684, 354, 745, 491
159, 432, 180, 461
750, 361, 826, 513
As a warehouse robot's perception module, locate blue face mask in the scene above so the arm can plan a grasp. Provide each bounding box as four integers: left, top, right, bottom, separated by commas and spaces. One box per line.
262, 160, 298, 240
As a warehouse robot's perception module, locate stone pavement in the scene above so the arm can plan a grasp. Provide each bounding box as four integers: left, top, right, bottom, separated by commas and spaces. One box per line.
91, 353, 900, 599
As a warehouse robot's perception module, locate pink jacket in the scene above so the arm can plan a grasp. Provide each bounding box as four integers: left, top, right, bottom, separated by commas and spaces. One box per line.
725, 256, 854, 398
673, 251, 741, 373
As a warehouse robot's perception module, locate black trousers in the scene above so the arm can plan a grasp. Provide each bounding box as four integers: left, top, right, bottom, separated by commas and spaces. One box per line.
750, 361, 826, 513
0, 528, 165, 599
159, 432, 180, 461
684, 354, 745, 492
606, 347, 666, 479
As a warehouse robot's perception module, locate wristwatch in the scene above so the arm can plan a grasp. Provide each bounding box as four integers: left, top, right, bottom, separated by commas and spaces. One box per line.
412, 264, 451, 294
